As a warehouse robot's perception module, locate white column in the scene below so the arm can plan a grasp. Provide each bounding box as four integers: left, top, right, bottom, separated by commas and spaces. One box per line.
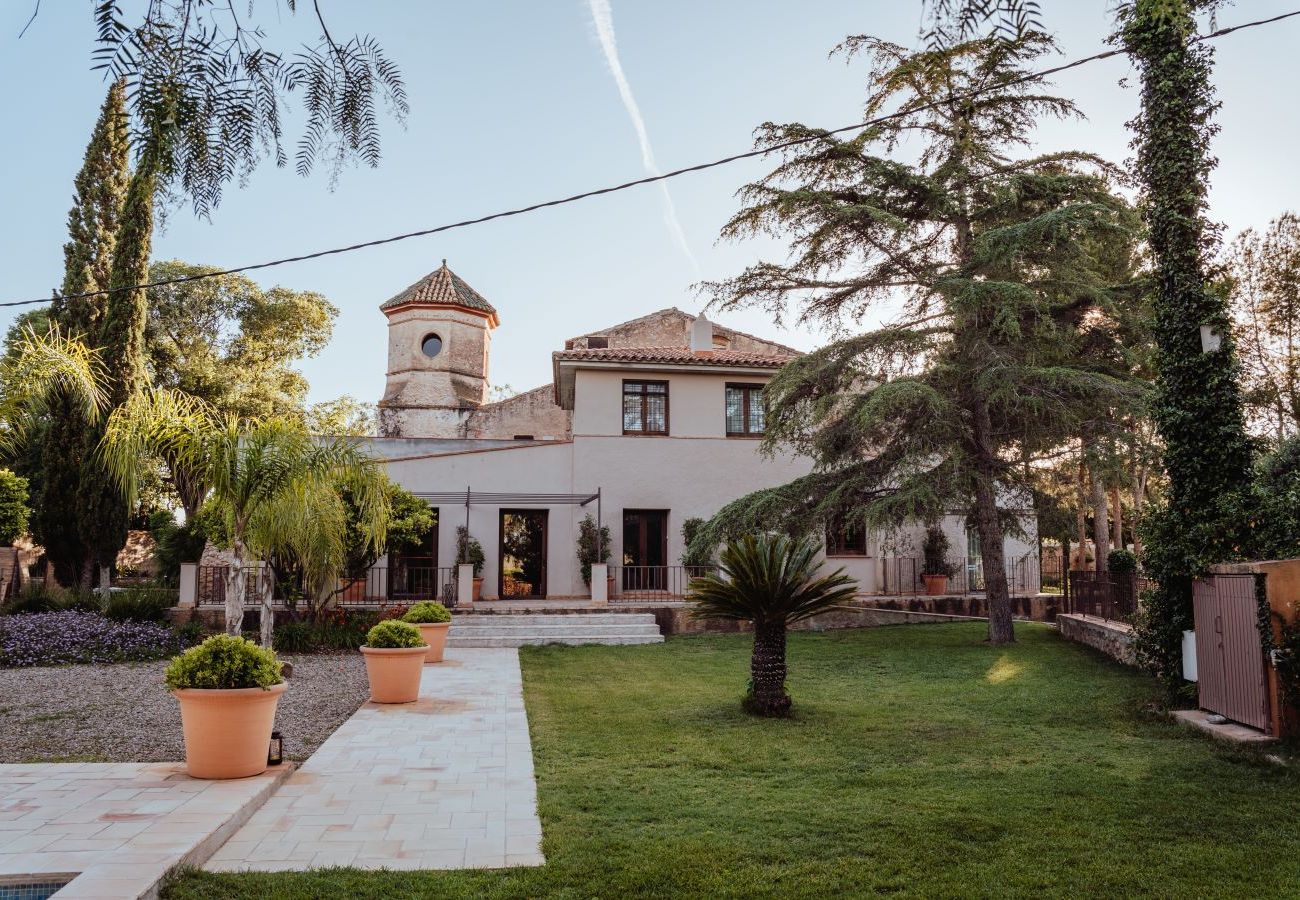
457, 564, 475, 609
178, 562, 198, 608
590, 563, 608, 605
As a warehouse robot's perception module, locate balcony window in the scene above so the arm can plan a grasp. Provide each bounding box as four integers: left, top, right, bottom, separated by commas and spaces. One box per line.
623, 380, 669, 435
725, 383, 765, 436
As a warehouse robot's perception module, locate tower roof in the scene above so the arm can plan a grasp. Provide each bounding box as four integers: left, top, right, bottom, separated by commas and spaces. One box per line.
381, 260, 498, 325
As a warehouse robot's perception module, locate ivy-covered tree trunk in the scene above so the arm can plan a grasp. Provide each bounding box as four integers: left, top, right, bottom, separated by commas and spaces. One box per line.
32, 80, 129, 588
78, 158, 156, 591
747, 620, 792, 717
1123, 0, 1254, 683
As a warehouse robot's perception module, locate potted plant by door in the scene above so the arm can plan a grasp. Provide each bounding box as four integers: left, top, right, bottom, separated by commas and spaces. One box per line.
921, 524, 955, 596
360, 620, 428, 703
402, 601, 452, 663
165, 634, 287, 779
457, 526, 486, 601
576, 514, 612, 597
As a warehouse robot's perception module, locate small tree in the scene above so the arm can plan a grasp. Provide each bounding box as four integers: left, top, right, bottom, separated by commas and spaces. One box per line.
456, 526, 485, 577
921, 525, 955, 578
0, 469, 31, 546
688, 534, 857, 717
576, 514, 611, 587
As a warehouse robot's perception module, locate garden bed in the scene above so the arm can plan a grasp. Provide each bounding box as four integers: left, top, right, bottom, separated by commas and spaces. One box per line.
0, 653, 368, 763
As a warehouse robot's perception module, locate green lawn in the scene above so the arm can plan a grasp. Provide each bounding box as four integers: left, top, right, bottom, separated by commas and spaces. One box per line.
166, 623, 1300, 898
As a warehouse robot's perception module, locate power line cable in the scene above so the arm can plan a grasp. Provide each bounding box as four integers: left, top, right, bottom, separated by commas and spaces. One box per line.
4, 8, 1297, 310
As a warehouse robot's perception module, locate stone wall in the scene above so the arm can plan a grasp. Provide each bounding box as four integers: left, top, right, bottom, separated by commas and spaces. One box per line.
1056, 613, 1136, 666
465, 385, 571, 440
650, 600, 997, 636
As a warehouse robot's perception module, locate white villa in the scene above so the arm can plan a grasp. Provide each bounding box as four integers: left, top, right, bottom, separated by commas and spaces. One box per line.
361, 261, 1039, 602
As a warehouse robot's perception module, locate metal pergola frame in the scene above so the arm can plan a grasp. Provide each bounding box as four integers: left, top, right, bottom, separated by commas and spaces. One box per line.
414, 487, 605, 563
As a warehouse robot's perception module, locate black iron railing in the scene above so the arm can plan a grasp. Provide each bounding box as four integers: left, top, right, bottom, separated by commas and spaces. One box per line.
609, 565, 718, 601
196, 565, 458, 608
879, 554, 1040, 597
1064, 571, 1151, 622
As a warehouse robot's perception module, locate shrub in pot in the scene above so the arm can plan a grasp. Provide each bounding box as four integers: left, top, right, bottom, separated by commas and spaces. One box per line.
921, 525, 956, 596
165, 634, 286, 779
401, 601, 452, 663
360, 619, 428, 703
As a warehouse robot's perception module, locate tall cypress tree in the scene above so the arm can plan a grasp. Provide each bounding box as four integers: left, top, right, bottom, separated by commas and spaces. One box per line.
79, 153, 157, 590
31, 81, 130, 586
1122, 0, 1254, 683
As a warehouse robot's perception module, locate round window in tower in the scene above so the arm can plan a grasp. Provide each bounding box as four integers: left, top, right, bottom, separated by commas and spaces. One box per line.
421, 333, 443, 358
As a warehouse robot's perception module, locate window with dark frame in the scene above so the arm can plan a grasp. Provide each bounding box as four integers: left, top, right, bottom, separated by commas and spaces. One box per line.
826, 519, 867, 556
725, 383, 765, 436
622, 380, 669, 434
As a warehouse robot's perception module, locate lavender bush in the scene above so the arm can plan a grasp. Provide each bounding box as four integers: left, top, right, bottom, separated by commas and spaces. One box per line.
0, 611, 184, 668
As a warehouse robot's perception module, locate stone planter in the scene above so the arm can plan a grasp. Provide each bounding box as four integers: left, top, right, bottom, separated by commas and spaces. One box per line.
922, 574, 949, 596
414, 621, 451, 663
360, 645, 428, 703
171, 683, 287, 779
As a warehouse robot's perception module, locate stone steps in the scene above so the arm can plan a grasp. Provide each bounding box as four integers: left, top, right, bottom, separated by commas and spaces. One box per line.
446, 613, 663, 647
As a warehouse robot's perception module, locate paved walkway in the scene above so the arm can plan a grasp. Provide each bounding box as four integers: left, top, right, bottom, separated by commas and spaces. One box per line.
206, 648, 544, 872
0, 762, 291, 898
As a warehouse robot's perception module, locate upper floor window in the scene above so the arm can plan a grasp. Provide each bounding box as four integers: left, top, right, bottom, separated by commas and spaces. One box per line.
623, 380, 668, 435
826, 519, 867, 556
725, 384, 765, 436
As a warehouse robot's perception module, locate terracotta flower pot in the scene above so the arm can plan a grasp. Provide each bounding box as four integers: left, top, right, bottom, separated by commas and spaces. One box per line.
171, 682, 287, 779
360, 645, 428, 703
414, 621, 451, 663
472, 576, 484, 601
922, 574, 949, 596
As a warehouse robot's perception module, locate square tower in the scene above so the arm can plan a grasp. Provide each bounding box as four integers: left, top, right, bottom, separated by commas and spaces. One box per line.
377, 261, 499, 438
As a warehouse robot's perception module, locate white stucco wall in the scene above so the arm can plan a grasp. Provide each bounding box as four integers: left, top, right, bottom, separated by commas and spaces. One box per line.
378, 367, 1040, 598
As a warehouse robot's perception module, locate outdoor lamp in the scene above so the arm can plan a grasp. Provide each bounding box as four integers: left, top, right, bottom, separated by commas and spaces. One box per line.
268, 731, 284, 766
1199, 324, 1222, 353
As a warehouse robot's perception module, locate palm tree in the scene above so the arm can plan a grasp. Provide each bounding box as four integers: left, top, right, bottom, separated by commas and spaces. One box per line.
689, 533, 858, 717
100, 388, 389, 646
0, 325, 104, 450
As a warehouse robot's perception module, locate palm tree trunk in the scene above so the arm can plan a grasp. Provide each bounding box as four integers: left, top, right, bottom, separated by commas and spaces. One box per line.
225, 541, 246, 636
258, 566, 275, 649
97, 563, 111, 602
746, 620, 791, 717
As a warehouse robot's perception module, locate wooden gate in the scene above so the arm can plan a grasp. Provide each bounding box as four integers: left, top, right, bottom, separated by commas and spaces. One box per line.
1192, 574, 1270, 731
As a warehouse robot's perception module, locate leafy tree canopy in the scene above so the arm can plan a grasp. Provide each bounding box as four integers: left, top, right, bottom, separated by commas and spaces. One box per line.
145, 260, 338, 423
305, 395, 377, 437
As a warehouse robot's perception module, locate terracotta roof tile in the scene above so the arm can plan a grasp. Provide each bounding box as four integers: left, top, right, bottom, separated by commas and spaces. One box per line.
380, 261, 497, 320
552, 346, 796, 367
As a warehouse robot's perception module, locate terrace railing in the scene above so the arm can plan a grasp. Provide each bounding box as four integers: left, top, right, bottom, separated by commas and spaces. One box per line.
1064, 571, 1151, 623
878, 553, 1041, 598
609, 565, 718, 601
196, 564, 458, 608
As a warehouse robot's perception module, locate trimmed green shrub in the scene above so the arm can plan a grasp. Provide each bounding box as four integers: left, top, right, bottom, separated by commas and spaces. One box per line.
1107, 548, 1138, 574
103, 586, 175, 623
365, 619, 424, 649
576, 514, 611, 586
402, 601, 450, 624
165, 634, 284, 690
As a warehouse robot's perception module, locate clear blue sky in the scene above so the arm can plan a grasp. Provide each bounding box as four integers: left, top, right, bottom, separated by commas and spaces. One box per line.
2, 2, 1298, 405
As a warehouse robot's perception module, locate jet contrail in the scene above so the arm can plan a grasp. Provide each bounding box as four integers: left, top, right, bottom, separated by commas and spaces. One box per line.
585, 0, 700, 274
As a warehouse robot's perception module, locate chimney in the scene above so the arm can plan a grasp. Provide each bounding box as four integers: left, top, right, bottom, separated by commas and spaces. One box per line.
689, 313, 713, 352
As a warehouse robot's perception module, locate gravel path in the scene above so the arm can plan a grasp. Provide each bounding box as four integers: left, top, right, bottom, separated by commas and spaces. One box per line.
0, 654, 370, 764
